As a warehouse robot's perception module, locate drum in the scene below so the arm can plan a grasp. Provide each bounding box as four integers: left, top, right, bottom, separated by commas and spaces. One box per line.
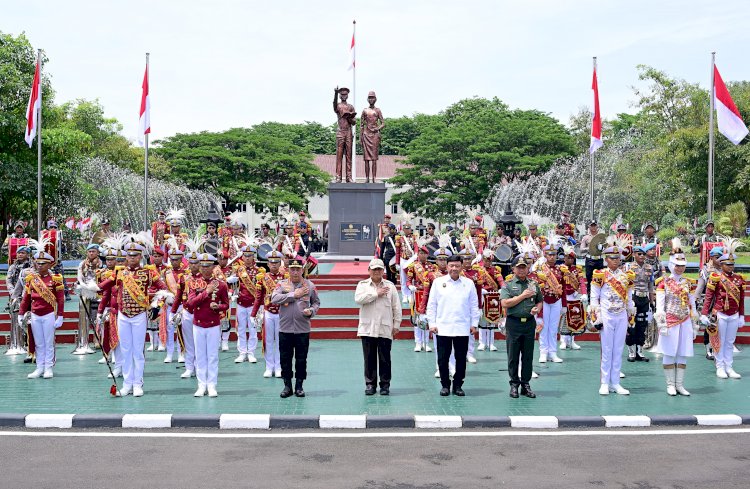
494, 244, 513, 263
8, 237, 29, 264
203, 237, 220, 256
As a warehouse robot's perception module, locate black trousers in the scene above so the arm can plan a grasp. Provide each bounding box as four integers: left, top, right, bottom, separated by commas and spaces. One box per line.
279, 332, 310, 381
436, 335, 468, 389
626, 295, 650, 346
361, 336, 392, 388
383, 254, 397, 283
506, 316, 536, 386
585, 258, 603, 299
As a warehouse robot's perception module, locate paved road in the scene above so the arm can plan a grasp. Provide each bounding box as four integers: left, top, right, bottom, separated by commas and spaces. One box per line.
3, 428, 750, 488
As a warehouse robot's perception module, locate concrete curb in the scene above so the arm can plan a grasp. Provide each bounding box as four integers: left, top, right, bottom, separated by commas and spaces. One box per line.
10, 413, 750, 430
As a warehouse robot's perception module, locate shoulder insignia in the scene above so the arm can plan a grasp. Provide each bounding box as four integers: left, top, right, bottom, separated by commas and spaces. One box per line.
626, 270, 636, 280
52, 274, 63, 284
505, 274, 514, 281
687, 277, 697, 284
708, 272, 721, 283
576, 265, 583, 272
559, 265, 569, 273
654, 276, 665, 286
24, 274, 34, 283
593, 269, 605, 278
144, 264, 156, 271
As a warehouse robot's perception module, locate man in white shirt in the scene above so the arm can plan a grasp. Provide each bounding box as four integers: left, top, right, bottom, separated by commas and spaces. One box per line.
427, 254, 480, 396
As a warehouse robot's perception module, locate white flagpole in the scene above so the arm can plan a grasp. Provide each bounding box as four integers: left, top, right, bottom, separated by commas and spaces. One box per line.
143, 52, 150, 232
36, 49, 43, 237
708, 52, 716, 221
352, 19, 357, 183
589, 56, 596, 223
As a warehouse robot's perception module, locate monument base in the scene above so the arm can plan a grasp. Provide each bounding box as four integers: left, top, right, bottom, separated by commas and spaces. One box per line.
326, 182, 386, 256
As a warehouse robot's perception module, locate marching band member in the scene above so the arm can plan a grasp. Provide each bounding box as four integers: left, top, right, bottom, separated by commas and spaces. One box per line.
590, 239, 636, 395
97, 241, 170, 397
623, 245, 655, 362
378, 224, 399, 284
395, 220, 419, 304
6, 244, 32, 355
559, 245, 587, 350
700, 238, 745, 379
19, 250, 65, 379
478, 249, 504, 352
74, 243, 103, 355
164, 247, 187, 363
230, 245, 261, 364
535, 239, 566, 363
187, 253, 230, 397
146, 247, 168, 352
375, 214, 392, 258
579, 221, 604, 298
252, 250, 288, 378
151, 210, 168, 247
171, 249, 202, 379
96, 243, 120, 376
654, 239, 698, 396
405, 242, 435, 352
695, 246, 724, 360
458, 248, 482, 364
214, 251, 233, 351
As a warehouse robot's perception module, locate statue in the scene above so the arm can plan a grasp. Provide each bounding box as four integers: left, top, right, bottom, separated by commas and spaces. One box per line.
333, 86, 356, 183
360, 91, 385, 183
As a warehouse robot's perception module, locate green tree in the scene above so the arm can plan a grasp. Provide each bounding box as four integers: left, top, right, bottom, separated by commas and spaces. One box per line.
155, 128, 330, 212
388, 97, 577, 221
251, 121, 335, 154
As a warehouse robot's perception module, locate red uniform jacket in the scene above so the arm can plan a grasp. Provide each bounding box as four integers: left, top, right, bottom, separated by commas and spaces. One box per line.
234, 263, 259, 308
702, 272, 745, 317
252, 270, 287, 316
19, 272, 65, 317
561, 264, 587, 297
98, 265, 167, 318
186, 275, 230, 327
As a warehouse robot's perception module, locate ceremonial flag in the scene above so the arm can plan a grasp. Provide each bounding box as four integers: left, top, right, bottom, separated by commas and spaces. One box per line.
347, 29, 355, 71
589, 67, 603, 154
80, 216, 92, 230
713, 65, 749, 145
24, 59, 42, 147
138, 62, 151, 146
65, 217, 76, 230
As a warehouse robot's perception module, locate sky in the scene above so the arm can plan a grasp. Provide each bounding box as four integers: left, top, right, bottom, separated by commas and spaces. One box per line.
4, 0, 750, 143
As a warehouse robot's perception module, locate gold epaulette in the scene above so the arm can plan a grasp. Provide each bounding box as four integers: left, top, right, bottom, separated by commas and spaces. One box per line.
24, 273, 34, 283
505, 274, 514, 282
592, 269, 605, 285
626, 270, 636, 280
144, 264, 156, 271
52, 274, 63, 284
559, 265, 569, 273
576, 265, 583, 272
708, 272, 721, 283
687, 277, 697, 284
654, 276, 665, 286
535, 271, 547, 281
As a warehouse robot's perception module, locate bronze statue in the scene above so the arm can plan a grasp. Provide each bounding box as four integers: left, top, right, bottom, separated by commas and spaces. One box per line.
333, 86, 356, 183
360, 91, 384, 183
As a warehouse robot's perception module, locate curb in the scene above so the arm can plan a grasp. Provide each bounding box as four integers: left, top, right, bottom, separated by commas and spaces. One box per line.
11, 413, 750, 430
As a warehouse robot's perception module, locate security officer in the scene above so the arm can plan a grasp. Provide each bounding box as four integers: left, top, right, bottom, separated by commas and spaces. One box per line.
580, 221, 604, 298
379, 224, 398, 284
624, 245, 654, 362
500, 255, 543, 399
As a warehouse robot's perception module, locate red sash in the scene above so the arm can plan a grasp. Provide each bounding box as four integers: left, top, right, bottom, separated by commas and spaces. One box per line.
604, 270, 628, 303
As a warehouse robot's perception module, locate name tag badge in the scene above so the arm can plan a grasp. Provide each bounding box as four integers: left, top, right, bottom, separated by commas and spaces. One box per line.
520, 317, 527, 323
442, 283, 446, 288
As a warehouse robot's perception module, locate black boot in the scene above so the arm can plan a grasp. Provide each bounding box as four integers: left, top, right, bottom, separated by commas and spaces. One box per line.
280, 379, 293, 398
294, 379, 305, 397
520, 383, 536, 398
509, 384, 519, 398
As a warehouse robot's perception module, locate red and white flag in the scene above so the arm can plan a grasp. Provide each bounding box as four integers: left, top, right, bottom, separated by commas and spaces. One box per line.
714, 65, 748, 145
80, 216, 92, 230
24, 59, 42, 147
138, 62, 151, 146
347, 30, 355, 71
64, 217, 76, 230
589, 67, 603, 154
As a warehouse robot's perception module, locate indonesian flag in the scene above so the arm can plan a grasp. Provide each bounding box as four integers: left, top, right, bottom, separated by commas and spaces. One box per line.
75, 219, 83, 231
714, 65, 749, 145
589, 67, 603, 154
80, 216, 92, 230
24, 59, 42, 147
65, 217, 76, 230
347, 31, 355, 71
138, 62, 151, 146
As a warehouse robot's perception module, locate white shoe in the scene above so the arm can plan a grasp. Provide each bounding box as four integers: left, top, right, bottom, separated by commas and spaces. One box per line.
146, 344, 154, 351
402, 295, 408, 304
424, 344, 432, 352
84, 345, 95, 354
599, 383, 609, 395
119, 385, 132, 396
263, 370, 273, 378
477, 343, 486, 351
178, 354, 185, 363
221, 341, 229, 351
133, 386, 144, 397
733, 345, 741, 353
194, 385, 206, 397
559, 341, 567, 350
611, 384, 630, 395
675, 385, 690, 396
667, 385, 677, 396
157, 345, 166, 352
571, 341, 581, 350
108, 368, 122, 379
434, 369, 440, 378
27, 369, 43, 379
532, 371, 539, 379
467, 355, 477, 364
234, 354, 247, 363
181, 370, 194, 378
414, 344, 422, 352
550, 354, 564, 363
207, 385, 218, 397
247, 354, 257, 363
716, 368, 729, 379
72, 347, 86, 355
539, 355, 547, 363
726, 368, 742, 379
274, 369, 282, 378
98, 357, 106, 364
163, 355, 173, 363
619, 371, 626, 378
489, 344, 498, 351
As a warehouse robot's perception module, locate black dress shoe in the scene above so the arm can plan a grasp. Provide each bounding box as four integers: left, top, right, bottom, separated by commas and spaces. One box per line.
509, 384, 519, 398
636, 355, 649, 362
379, 387, 389, 396
294, 388, 305, 397
24, 356, 33, 364
439, 387, 450, 396
627, 356, 636, 362
365, 386, 376, 396
452, 388, 465, 397
280, 386, 293, 398
520, 384, 536, 398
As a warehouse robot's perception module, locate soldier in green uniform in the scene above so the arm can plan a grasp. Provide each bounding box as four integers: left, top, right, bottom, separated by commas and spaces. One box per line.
500, 255, 544, 399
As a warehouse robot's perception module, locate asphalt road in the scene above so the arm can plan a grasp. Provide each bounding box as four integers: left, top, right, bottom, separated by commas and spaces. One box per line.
2, 428, 749, 489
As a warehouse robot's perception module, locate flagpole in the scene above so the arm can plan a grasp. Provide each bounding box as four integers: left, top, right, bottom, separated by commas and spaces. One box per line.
37, 49, 43, 237
143, 52, 150, 232
352, 19, 357, 183
590, 56, 596, 223
708, 52, 716, 221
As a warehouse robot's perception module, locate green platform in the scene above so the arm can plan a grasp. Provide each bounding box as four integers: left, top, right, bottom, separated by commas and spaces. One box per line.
2, 340, 748, 416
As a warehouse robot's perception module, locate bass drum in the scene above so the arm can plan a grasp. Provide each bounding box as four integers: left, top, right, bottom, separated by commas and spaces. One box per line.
494, 244, 513, 263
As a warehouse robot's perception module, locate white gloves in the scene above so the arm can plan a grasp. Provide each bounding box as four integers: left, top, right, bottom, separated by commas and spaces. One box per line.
226, 276, 239, 284
481, 289, 489, 296
659, 326, 669, 336
171, 312, 182, 326
561, 306, 567, 313
700, 315, 710, 326
22, 312, 31, 324
408, 285, 416, 292
54, 316, 63, 329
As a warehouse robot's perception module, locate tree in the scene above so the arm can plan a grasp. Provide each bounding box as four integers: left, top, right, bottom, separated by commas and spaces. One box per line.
388, 97, 576, 221
155, 128, 330, 212
251, 121, 335, 154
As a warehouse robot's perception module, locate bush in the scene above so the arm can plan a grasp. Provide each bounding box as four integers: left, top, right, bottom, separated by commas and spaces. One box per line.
658, 226, 677, 243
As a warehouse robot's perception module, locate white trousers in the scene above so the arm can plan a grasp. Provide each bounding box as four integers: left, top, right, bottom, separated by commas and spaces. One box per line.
264, 312, 280, 371
118, 312, 147, 388
182, 310, 196, 372
165, 310, 176, 356
193, 325, 220, 387
600, 311, 628, 386
540, 300, 561, 356
400, 267, 412, 301
716, 312, 741, 370
31, 312, 56, 371
479, 328, 495, 347
467, 329, 475, 357
236, 305, 258, 355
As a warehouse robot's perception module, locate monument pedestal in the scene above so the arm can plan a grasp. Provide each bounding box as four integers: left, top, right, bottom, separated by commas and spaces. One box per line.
326, 182, 386, 256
